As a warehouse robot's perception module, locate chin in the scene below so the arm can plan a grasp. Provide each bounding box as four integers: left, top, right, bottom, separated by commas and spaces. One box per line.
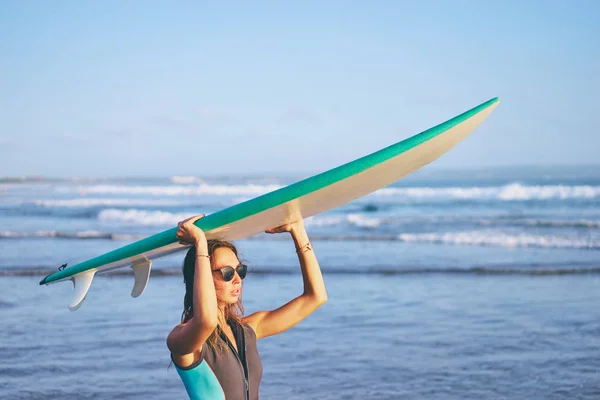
219, 295, 239, 305
226, 295, 240, 304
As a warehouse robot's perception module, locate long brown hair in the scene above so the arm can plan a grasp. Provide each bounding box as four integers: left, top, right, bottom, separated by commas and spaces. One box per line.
181, 239, 245, 353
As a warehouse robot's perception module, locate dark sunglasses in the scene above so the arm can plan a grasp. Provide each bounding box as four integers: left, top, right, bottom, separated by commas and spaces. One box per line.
212, 264, 248, 281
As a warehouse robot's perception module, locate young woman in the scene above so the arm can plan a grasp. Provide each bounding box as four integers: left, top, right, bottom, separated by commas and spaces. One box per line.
167, 215, 328, 400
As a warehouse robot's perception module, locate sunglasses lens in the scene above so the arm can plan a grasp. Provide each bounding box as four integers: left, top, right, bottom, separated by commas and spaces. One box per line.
237, 264, 247, 279
218, 264, 248, 281
222, 267, 235, 281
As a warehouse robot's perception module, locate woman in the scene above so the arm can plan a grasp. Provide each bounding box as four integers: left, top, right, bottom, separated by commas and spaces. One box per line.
167, 214, 328, 400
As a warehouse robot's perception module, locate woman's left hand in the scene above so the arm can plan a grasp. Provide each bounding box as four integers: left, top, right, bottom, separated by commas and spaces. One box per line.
265, 219, 305, 234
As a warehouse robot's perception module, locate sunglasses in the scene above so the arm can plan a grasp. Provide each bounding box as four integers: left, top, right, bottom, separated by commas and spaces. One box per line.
212, 264, 248, 282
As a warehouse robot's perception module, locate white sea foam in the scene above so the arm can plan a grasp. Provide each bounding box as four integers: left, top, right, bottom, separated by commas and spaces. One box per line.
303, 215, 344, 227
94, 209, 387, 229
376, 183, 600, 201
304, 214, 383, 228
80, 183, 282, 196
3, 227, 599, 250
473, 218, 600, 228
0, 230, 142, 240
497, 183, 600, 200
98, 209, 190, 226
34, 198, 182, 207
0, 231, 28, 238
397, 231, 600, 249
74, 230, 106, 238
52, 182, 600, 201
170, 176, 204, 184
0, 230, 59, 238
346, 213, 382, 228
521, 219, 600, 228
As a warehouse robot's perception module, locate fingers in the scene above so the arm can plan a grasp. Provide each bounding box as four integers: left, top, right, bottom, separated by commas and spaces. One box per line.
189, 214, 205, 223
183, 214, 205, 226
265, 226, 285, 234
176, 214, 207, 244
177, 214, 205, 232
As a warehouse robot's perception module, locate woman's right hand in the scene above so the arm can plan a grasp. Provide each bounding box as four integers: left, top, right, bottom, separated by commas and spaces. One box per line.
176, 215, 207, 246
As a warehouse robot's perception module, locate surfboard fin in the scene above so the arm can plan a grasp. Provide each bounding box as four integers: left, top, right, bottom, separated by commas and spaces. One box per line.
69, 270, 96, 311
131, 257, 152, 298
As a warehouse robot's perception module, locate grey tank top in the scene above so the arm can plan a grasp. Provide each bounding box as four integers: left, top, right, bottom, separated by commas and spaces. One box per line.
172, 320, 263, 400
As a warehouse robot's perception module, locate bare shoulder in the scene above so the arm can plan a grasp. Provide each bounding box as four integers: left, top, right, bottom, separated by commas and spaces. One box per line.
166, 322, 186, 354
167, 322, 185, 346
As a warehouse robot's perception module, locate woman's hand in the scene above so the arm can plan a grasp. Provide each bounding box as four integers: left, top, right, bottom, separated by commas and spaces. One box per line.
176, 215, 207, 246
265, 218, 305, 235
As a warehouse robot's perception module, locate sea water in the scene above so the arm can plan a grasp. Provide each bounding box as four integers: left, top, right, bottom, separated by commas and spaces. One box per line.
1, 165, 599, 399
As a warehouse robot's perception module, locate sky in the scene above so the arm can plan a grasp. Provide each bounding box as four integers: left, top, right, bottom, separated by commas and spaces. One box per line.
1, 1, 599, 178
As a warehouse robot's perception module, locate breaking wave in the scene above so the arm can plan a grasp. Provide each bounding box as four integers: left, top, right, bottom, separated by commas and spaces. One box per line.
97, 209, 191, 226
376, 183, 600, 201
397, 231, 600, 249
3, 228, 598, 250
4, 266, 600, 277
47, 182, 600, 201
62, 183, 283, 196
33, 198, 183, 207
93, 209, 385, 229
0, 230, 142, 240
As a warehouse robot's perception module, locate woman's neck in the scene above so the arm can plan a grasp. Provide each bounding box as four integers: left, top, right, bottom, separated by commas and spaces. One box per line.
217, 306, 227, 328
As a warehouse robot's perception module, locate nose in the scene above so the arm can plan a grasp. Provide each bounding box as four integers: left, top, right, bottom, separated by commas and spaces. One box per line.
231, 270, 242, 284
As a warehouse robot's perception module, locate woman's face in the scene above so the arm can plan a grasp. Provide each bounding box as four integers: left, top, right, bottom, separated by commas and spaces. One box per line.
211, 247, 243, 304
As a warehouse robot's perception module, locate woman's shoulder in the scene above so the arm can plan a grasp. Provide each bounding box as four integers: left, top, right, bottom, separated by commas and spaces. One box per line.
167, 320, 188, 344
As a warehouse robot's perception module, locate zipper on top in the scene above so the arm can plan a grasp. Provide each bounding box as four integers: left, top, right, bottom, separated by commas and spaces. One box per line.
220, 323, 250, 400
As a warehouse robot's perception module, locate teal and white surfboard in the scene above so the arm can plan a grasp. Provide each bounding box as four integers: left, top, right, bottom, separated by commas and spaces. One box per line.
40, 97, 500, 310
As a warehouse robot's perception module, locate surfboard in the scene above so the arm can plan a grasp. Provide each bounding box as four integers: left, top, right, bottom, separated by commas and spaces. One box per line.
40, 97, 500, 310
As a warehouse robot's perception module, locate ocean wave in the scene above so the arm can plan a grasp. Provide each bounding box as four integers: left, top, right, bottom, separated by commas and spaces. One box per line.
93, 209, 385, 228
248, 266, 600, 276
51, 182, 600, 201
0, 230, 142, 240
376, 183, 600, 201
308, 214, 600, 230
169, 176, 204, 184
4, 226, 598, 250
520, 219, 600, 228
97, 209, 190, 226
33, 198, 183, 207
305, 214, 382, 229
63, 183, 283, 196
96, 209, 599, 231
397, 231, 600, 249
472, 217, 600, 229
6, 266, 600, 277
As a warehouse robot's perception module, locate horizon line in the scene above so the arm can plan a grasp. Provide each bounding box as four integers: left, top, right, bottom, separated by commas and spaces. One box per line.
2, 163, 600, 182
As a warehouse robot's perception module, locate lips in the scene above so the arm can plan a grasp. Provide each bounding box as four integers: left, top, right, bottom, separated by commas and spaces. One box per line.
231, 288, 241, 296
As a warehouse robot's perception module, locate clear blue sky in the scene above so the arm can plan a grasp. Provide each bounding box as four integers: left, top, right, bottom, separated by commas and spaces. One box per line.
1, 1, 598, 177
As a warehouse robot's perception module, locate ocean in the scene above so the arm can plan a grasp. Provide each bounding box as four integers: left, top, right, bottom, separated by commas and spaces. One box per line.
1, 165, 599, 399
